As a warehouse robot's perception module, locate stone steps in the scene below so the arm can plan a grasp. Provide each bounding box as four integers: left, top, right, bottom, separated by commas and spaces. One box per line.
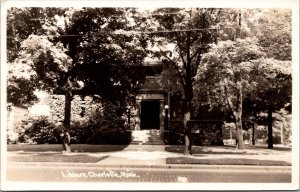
131, 129, 164, 145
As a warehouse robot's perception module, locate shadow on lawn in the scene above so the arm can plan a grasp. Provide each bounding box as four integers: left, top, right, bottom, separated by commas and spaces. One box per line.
245, 145, 292, 151
165, 145, 250, 155
165, 144, 291, 155
7, 144, 129, 153
8, 154, 109, 163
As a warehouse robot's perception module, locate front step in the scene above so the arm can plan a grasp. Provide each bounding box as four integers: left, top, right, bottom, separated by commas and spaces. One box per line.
131, 129, 164, 145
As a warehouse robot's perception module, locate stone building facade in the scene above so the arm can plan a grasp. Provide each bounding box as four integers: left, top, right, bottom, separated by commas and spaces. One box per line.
131, 63, 224, 146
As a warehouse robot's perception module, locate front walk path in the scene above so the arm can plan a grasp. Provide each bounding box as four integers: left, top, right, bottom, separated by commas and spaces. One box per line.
96, 145, 181, 166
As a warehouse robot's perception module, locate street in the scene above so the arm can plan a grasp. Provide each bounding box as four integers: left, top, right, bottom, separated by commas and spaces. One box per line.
6, 163, 291, 183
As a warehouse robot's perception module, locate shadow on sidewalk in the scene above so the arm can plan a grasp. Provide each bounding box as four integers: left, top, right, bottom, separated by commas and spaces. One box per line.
7, 144, 129, 153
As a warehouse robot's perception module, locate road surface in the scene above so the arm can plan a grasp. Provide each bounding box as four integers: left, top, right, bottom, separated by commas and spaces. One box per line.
6, 163, 291, 183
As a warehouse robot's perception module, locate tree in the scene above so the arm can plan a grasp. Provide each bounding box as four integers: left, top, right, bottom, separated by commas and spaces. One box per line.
61, 8, 148, 114
241, 9, 291, 61
7, 7, 67, 106
197, 9, 292, 149
7, 63, 38, 106
146, 8, 239, 155
7, 7, 148, 152
60, 8, 149, 151
7, 7, 67, 63
199, 38, 266, 149
241, 9, 292, 148
250, 58, 291, 148
13, 34, 74, 151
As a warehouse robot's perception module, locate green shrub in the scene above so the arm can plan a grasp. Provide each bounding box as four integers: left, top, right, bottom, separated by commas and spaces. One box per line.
22, 117, 62, 144
83, 102, 132, 145
69, 121, 93, 144
17, 101, 131, 145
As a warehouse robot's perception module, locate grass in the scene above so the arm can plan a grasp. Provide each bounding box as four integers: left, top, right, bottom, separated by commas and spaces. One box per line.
165, 144, 291, 155
165, 145, 252, 155
8, 153, 109, 163
7, 144, 129, 153
166, 157, 291, 166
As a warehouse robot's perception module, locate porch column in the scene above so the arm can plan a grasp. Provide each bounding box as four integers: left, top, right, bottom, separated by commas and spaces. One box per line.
135, 99, 141, 130
159, 100, 165, 135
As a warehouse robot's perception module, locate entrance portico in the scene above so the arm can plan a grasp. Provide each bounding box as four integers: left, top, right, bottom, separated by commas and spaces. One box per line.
135, 90, 166, 134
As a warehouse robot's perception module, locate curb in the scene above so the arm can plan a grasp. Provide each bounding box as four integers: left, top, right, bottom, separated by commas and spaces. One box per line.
7, 162, 292, 172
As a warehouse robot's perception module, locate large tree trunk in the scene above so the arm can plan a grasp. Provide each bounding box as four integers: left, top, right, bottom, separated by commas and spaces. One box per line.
235, 83, 244, 150
224, 79, 244, 149
235, 111, 244, 150
267, 108, 273, 149
62, 91, 72, 153
183, 110, 191, 155
252, 121, 257, 145
183, 75, 193, 156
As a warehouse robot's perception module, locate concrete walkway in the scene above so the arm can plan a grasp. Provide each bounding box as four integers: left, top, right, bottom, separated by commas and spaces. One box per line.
96, 145, 182, 166
7, 144, 292, 170
89, 144, 291, 168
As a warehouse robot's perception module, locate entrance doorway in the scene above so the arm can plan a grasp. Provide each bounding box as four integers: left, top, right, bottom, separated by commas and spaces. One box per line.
140, 100, 160, 129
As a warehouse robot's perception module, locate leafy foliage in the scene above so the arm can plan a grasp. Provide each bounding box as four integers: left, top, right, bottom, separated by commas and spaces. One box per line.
61, 8, 148, 111
197, 38, 265, 111
7, 8, 148, 111
7, 7, 67, 62
250, 58, 291, 112
241, 9, 291, 60
17, 108, 132, 145
21, 117, 61, 144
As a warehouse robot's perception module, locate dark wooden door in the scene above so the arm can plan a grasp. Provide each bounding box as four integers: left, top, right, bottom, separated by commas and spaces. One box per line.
140, 100, 160, 129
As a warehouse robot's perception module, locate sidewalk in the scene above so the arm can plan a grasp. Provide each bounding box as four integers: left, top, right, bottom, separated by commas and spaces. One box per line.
7, 144, 292, 170
95, 144, 291, 171
96, 144, 180, 166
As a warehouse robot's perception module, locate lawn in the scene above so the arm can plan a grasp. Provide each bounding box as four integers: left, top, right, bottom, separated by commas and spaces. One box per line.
167, 157, 291, 166
7, 144, 129, 153
165, 145, 250, 155
8, 153, 109, 163
165, 144, 291, 155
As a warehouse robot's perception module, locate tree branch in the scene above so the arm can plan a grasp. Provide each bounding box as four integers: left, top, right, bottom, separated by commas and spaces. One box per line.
192, 50, 202, 77
176, 35, 187, 67
190, 48, 200, 61
224, 78, 237, 120
186, 31, 191, 69
215, 9, 221, 23
157, 45, 186, 88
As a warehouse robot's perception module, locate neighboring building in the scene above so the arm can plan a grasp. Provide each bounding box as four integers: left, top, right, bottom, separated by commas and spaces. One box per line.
7, 104, 29, 143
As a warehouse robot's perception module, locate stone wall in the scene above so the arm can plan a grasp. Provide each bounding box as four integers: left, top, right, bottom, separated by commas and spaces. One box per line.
48, 95, 97, 123
188, 120, 224, 146
166, 120, 224, 146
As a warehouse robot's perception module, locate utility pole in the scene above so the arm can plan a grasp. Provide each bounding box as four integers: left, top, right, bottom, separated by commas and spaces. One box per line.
236, 10, 242, 40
